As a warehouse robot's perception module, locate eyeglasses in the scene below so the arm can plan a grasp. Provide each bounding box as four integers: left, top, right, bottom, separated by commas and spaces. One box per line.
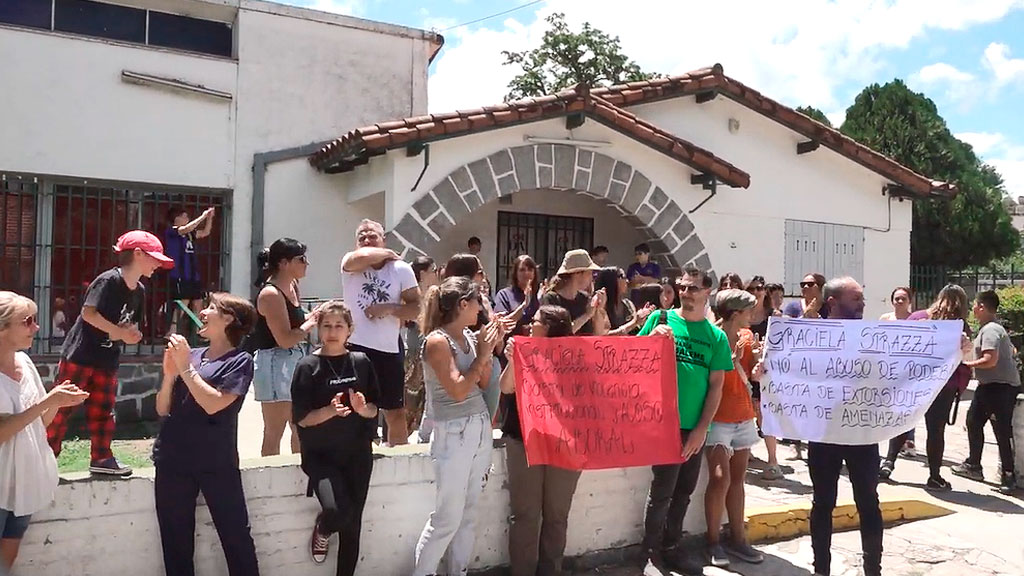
22, 315, 38, 327
800, 281, 818, 288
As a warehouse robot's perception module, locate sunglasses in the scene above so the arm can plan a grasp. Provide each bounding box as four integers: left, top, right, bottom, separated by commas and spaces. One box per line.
294, 255, 309, 264
800, 281, 819, 288
22, 314, 38, 327
752, 285, 766, 291
675, 284, 702, 293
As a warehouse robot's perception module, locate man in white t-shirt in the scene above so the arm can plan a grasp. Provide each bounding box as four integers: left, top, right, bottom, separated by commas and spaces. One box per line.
341, 219, 421, 445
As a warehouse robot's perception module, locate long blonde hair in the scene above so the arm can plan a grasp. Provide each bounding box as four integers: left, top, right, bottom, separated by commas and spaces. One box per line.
928, 284, 969, 323
0, 291, 36, 331
419, 277, 480, 335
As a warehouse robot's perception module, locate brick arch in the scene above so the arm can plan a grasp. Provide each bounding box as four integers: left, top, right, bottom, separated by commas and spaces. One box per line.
385, 144, 715, 278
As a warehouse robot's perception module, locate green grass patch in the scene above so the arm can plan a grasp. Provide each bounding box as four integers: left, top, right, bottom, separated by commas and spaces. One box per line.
56, 438, 155, 474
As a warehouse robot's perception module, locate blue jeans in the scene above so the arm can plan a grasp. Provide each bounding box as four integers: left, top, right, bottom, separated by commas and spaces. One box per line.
0, 507, 31, 539
252, 346, 303, 402
414, 411, 492, 576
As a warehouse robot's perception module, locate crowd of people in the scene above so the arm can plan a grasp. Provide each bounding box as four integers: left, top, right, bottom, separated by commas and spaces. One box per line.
0, 220, 1020, 576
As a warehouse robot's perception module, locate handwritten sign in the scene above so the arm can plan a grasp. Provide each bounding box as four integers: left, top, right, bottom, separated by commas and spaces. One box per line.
513, 336, 681, 470
760, 318, 963, 445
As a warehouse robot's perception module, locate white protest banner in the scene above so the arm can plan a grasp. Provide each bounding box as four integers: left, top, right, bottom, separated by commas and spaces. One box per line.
760, 317, 963, 445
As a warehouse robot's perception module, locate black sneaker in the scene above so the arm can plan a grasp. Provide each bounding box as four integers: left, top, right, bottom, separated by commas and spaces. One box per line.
707, 543, 731, 568
724, 540, 765, 564
89, 457, 132, 476
878, 460, 894, 481
997, 472, 1017, 495
925, 476, 952, 492
663, 544, 705, 576
951, 462, 984, 481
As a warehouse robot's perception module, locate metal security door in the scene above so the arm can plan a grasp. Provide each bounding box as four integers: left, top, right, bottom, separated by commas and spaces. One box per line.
496, 211, 594, 287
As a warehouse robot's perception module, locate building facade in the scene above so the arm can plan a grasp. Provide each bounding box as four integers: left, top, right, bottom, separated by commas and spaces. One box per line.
1, 0, 441, 357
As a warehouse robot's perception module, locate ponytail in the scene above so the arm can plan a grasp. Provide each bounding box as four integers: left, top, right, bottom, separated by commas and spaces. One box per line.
420, 277, 480, 334
420, 284, 443, 335
253, 247, 271, 287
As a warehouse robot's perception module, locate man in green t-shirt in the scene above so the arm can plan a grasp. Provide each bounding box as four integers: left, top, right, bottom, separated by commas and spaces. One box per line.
637, 267, 732, 576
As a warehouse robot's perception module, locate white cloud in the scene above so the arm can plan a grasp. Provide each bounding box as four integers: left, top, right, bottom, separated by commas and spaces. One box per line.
909, 62, 977, 103
427, 0, 1024, 113
956, 132, 1024, 197
983, 42, 1024, 87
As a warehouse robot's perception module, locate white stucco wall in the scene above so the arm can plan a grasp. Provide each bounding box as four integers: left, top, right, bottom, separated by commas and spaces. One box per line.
0, 25, 237, 189
262, 156, 384, 299
17, 448, 717, 576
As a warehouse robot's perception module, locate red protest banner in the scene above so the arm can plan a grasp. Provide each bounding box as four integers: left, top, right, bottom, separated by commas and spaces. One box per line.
513, 335, 682, 470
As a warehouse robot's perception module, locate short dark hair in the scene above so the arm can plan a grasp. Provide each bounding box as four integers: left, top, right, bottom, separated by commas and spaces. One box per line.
411, 256, 435, 282
166, 206, 187, 222
468, 236, 482, 247
209, 292, 257, 347
536, 305, 572, 337
117, 249, 137, 267
682, 266, 713, 289
443, 254, 482, 279
976, 290, 1000, 311
634, 243, 651, 254
590, 246, 609, 256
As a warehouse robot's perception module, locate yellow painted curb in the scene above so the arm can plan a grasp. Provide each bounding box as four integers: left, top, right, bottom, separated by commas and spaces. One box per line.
745, 498, 955, 543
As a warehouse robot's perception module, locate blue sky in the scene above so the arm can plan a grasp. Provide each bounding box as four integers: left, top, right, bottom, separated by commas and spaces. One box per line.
288, 0, 1024, 196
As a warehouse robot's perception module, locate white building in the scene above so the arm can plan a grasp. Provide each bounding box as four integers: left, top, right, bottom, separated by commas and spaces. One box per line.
0, 0, 441, 354
2, 0, 954, 353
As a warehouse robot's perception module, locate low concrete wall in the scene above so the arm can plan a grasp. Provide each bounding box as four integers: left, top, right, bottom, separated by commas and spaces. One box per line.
36, 361, 161, 423
18, 443, 713, 576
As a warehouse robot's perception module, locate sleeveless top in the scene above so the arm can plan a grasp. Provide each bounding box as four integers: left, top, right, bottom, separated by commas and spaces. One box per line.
423, 328, 488, 422
249, 281, 305, 351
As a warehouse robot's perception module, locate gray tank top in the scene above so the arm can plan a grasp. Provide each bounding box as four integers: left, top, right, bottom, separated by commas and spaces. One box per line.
423, 328, 489, 422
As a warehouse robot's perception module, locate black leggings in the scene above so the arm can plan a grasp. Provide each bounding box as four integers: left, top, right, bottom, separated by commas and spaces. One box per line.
886, 385, 957, 479
307, 448, 374, 576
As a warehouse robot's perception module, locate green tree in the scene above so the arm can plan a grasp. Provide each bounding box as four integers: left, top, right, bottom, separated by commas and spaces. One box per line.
840, 80, 1018, 268
796, 106, 833, 127
502, 12, 657, 100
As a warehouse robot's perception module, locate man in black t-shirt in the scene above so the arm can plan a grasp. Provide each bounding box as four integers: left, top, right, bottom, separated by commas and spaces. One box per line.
47, 230, 174, 476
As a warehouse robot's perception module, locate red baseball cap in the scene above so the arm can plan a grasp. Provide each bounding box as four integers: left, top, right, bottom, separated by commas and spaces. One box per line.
114, 230, 175, 269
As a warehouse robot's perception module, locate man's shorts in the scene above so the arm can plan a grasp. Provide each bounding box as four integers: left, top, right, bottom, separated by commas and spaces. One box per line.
706, 419, 760, 456
348, 343, 405, 411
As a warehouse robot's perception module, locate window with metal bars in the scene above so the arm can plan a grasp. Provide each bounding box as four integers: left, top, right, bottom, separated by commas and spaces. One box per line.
495, 211, 594, 288
1, 175, 231, 357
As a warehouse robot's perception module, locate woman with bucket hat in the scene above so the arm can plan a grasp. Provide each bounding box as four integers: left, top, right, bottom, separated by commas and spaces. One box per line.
541, 249, 608, 336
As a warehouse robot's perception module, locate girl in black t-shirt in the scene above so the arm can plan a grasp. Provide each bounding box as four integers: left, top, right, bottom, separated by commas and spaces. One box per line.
291, 300, 380, 575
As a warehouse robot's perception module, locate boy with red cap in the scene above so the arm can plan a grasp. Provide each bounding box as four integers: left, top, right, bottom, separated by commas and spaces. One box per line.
47, 230, 174, 475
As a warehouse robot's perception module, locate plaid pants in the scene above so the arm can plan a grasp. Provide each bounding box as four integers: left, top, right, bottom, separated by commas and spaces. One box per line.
46, 360, 118, 462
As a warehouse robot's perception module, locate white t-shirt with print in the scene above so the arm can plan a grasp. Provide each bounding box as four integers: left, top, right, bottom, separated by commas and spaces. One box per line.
0, 352, 59, 516
342, 259, 417, 353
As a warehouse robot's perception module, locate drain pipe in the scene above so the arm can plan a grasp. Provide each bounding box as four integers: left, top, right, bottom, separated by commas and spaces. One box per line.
250, 140, 331, 298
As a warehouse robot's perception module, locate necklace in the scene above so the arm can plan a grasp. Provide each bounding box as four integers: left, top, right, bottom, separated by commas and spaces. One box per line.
323, 353, 352, 384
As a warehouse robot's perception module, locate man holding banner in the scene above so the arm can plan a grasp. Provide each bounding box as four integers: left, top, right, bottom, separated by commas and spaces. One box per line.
760, 277, 964, 576
637, 269, 732, 576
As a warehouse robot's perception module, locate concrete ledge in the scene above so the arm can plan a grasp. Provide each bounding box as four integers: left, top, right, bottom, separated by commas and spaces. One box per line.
745, 497, 955, 543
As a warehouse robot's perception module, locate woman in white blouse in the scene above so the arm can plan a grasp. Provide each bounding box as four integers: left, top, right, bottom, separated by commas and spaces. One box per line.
0, 291, 87, 570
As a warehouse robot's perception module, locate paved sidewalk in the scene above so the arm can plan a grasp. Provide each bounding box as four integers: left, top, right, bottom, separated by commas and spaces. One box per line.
574, 384, 1024, 575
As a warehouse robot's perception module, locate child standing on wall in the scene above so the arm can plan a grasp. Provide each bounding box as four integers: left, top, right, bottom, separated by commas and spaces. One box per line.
46, 230, 174, 475
291, 300, 380, 575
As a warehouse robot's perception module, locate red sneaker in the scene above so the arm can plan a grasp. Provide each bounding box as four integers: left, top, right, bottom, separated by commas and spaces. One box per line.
311, 515, 329, 564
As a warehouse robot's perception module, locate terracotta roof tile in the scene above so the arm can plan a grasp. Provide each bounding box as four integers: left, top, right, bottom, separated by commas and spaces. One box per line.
310, 84, 751, 188
592, 64, 954, 197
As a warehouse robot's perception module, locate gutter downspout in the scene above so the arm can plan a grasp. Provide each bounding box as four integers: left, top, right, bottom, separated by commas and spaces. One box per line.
251, 140, 332, 298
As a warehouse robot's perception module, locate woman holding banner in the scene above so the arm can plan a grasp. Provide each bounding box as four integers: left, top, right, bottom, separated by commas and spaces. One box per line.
879, 284, 971, 492
412, 277, 504, 576
703, 289, 765, 568
499, 305, 579, 576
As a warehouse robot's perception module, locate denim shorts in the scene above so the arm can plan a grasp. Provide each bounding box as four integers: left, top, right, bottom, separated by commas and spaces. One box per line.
0, 507, 32, 539
706, 419, 760, 456
253, 346, 304, 402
